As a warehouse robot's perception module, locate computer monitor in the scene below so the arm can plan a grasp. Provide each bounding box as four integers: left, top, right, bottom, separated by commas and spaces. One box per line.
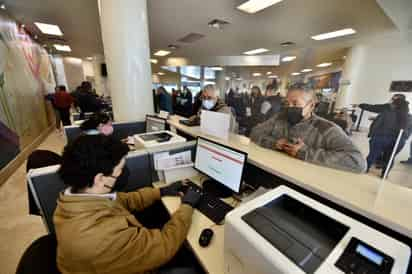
195, 137, 247, 196
146, 115, 167, 133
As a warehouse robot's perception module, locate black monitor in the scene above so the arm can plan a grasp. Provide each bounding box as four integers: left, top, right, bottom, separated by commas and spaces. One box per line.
146, 115, 167, 133
194, 137, 247, 197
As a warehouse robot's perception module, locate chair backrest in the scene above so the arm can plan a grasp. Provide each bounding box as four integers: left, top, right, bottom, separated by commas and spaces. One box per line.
64, 121, 146, 144
15, 234, 60, 274
27, 151, 152, 233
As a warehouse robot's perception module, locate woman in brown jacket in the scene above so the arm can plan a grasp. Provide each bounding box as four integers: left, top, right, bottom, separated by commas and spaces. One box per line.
54, 135, 201, 274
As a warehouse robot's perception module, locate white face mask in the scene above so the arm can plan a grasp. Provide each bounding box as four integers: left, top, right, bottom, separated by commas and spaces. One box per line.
202, 99, 216, 110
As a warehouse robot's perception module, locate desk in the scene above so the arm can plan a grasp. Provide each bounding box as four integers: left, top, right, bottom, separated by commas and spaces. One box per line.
153, 177, 233, 274
167, 115, 412, 239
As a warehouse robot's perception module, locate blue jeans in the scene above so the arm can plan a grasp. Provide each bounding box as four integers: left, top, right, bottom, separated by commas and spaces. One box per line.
367, 136, 396, 171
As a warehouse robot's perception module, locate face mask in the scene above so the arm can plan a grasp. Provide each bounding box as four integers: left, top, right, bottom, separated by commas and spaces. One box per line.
202, 99, 216, 110
287, 107, 304, 126
105, 166, 130, 192
100, 124, 114, 136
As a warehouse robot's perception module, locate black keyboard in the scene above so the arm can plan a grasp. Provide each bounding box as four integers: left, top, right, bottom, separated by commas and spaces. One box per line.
179, 119, 200, 127
182, 181, 233, 224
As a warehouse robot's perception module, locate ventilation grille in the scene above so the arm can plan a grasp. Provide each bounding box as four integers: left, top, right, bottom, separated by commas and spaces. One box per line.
178, 33, 205, 43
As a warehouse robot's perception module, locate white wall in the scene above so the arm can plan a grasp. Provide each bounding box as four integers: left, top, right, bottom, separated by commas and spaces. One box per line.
63, 57, 85, 92
82, 60, 94, 79
52, 56, 68, 89
336, 32, 412, 126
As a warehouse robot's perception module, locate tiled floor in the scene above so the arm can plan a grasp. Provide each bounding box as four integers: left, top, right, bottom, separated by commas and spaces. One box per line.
0, 129, 410, 274
0, 130, 65, 274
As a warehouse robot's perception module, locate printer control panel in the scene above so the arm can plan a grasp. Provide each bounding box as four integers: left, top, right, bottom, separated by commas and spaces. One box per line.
335, 237, 394, 274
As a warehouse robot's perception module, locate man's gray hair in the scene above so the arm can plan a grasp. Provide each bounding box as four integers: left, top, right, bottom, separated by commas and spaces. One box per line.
203, 84, 218, 95
287, 82, 315, 102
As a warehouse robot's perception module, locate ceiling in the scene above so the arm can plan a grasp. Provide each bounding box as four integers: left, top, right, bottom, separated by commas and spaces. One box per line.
1, 0, 398, 77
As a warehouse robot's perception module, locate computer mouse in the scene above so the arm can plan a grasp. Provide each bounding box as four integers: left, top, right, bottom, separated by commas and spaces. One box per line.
199, 228, 214, 247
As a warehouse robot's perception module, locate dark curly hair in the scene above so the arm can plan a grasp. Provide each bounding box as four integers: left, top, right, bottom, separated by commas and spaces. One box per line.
80, 112, 111, 131
59, 135, 129, 192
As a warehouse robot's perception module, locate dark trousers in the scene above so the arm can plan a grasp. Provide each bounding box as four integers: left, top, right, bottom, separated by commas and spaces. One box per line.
57, 108, 71, 126
367, 136, 399, 177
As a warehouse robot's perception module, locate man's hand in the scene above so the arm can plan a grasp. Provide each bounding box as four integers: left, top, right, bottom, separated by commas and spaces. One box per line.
274, 138, 288, 150
283, 139, 305, 157
160, 182, 183, 197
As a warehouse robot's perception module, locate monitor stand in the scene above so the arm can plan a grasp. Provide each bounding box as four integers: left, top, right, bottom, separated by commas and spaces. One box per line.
202, 179, 233, 198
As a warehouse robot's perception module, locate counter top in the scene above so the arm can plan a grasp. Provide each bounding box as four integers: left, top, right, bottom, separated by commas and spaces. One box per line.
168, 115, 412, 239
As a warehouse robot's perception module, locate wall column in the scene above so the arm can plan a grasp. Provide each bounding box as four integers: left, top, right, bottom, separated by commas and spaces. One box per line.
99, 0, 153, 121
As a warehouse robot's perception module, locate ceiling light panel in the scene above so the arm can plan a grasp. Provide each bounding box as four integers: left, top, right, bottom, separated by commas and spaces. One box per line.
154, 50, 171, 57
266, 72, 272, 75
317, 62, 333, 68
237, 0, 284, 14
35, 22, 63, 36
281, 56, 296, 62
150, 59, 158, 64
243, 48, 270, 55
268, 75, 278, 78
291, 72, 301, 76
210, 67, 223, 71
54, 44, 71, 52
311, 28, 356, 41
301, 68, 313, 73
253, 72, 262, 76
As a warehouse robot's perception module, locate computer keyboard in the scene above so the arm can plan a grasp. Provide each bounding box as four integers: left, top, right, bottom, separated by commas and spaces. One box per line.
182, 181, 234, 224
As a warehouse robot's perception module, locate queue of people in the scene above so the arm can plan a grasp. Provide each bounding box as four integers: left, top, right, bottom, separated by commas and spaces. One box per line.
154, 86, 195, 117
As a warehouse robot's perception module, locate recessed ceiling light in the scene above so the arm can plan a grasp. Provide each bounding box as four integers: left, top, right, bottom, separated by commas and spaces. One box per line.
281, 56, 296, 62
21, 24, 26, 28
266, 72, 272, 75
301, 68, 313, 73
317, 62, 333, 68
150, 59, 158, 64
210, 67, 223, 71
0, 4, 6, 10
225, 77, 231, 81
86, 57, 93, 60
237, 0, 284, 14
291, 72, 301, 76
243, 48, 270, 55
35, 22, 63, 36
311, 28, 356, 41
268, 75, 278, 78
157, 72, 165, 75
53, 44, 71, 52
343, 55, 347, 59
253, 72, 262, 77
236, 77, 243, 81
154, 50, 171, 57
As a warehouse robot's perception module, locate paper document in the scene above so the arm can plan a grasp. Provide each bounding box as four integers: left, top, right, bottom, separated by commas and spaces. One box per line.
159, 111, 169, 119
200, 110, 230, 140
156, 151, 192, 170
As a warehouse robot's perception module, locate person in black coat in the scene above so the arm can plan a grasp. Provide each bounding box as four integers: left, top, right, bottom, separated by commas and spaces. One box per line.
359, 94, 410, 177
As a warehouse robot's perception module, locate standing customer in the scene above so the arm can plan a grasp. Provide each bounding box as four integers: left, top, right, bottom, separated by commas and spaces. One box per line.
54, 86, 73, 126
358, 94, 410, 177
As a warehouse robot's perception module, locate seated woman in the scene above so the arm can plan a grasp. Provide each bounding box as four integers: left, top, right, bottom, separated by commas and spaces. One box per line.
80, 112, 113, 136
54, 135, 201, 274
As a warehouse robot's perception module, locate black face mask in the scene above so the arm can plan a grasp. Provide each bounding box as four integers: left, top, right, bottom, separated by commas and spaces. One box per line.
105, 166, 130, 192
287, 107, 304, 126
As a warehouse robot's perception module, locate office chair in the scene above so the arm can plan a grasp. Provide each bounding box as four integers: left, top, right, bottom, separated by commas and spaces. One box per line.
26, 150, 62, 216
15, 234, 61, 274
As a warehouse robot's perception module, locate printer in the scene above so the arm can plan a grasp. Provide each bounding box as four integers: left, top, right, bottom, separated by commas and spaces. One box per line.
224, 186, 410, 274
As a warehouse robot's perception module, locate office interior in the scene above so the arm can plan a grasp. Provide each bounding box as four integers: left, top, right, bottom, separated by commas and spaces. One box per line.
1, 0, 412, 273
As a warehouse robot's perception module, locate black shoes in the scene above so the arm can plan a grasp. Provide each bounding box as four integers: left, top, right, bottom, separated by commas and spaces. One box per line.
400, 159, 412, 165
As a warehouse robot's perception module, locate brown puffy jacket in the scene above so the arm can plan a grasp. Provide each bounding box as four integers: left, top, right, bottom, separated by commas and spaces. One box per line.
53, 188, 193, 274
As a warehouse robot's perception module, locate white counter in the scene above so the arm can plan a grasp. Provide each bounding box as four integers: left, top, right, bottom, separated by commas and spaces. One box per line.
168, 115, 412, 239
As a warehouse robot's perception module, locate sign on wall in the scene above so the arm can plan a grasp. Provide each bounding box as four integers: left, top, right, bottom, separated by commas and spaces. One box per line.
390, 81, 412, 93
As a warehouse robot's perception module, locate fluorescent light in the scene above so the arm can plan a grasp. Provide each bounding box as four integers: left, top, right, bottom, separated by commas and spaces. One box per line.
225, 77, 231, 81
291, 72, 301, 76
0, 4, 6, 10
210, 67, 223, 71
311, 28, 356, 41
86, 57, 93, 60
236, 78, 243, 81
301, 68, 313, 73
253, 72, 262, 77
237, 0, 284, 14
35, 22, 63, 36
157, 72, 165, 75
150, 59, 158, 64
281, 56, 296, 62
266, 72, 272, 75
268, 75, 278, 78
154, 50, 171, 57
317, 62, 333, 68
243, 48, 270, 55
54, 44, 71, 52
